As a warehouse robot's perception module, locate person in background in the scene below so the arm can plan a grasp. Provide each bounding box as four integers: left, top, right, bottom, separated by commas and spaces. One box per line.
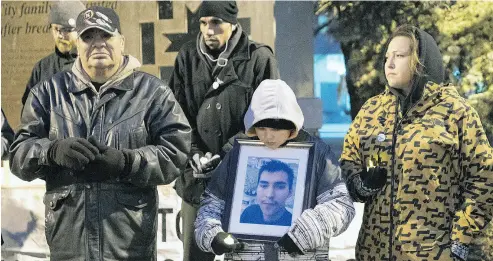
168, 1, 280, 260
10, 6, 191, 260
21, 0, 85, 105
195, 79, 355, 260
340, 24, 493, 261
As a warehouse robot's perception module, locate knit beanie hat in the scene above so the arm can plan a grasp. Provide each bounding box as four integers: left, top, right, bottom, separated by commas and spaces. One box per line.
198, 1, 238, 24
49, 1, 86, 28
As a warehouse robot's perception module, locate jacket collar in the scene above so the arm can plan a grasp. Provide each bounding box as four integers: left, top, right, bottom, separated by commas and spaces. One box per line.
230, 29, 251, 61
197, 28, 251, 63
384, 81, 449, 118
192, 30, 252, 98
69, 55, 140, 93
197, 24, 244, 71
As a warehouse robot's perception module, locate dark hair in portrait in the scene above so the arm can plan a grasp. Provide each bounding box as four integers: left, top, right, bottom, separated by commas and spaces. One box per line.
257, 159, 294, 191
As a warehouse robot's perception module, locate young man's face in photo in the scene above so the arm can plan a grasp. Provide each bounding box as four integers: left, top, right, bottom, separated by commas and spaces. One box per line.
255, 127, 292, 149
256, 170, 292, 222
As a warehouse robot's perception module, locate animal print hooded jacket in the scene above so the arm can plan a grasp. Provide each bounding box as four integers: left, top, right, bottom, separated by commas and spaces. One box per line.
341, 27, 493, 261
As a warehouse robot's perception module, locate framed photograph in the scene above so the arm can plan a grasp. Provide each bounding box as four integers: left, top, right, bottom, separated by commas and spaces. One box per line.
222, 139, 317, 242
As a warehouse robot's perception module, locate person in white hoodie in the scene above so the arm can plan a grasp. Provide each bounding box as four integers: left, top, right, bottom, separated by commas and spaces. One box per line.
194, 79, 355, 260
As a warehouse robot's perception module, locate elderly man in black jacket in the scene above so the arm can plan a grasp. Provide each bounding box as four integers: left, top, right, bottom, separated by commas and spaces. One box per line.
169, 1, 280, 260
21, 1, 86, 105
10, 6, 191, 261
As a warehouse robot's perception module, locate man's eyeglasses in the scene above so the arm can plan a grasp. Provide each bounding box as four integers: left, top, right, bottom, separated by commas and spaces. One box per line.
51, 26, 76, 35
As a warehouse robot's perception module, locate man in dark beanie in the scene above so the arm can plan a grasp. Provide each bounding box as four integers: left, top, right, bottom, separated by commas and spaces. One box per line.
21, 0, 85, 105
169, 1, 280, 260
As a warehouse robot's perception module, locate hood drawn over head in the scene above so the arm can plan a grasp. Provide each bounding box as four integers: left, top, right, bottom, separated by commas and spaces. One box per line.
244, 79, 304, 139
384, 25, 444, 112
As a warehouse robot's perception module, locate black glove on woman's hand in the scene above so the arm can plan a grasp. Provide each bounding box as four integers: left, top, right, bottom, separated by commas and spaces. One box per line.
276, 233, 304, 256
361, 166, 387, 193
211, 232, 244, 255
48, 137, 99, 170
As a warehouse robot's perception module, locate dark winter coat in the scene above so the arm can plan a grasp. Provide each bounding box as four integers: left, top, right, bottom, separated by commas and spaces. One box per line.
22, 47, 77, 105
169, 28, 280, 206
10, 55, 191, 261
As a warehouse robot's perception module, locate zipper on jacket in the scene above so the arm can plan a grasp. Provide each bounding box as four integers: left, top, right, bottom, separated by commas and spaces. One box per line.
389, 100, 399, 261
388, 93, 425, 260
88, 88, 100, 137
89, 91, 105, 142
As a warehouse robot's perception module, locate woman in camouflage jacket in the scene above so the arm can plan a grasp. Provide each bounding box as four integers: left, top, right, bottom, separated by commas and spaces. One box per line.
341, 25, 493, 261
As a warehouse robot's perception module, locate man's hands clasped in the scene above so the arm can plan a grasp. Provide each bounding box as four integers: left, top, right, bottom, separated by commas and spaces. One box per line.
48, 137, 100, 170
48, 136, 132, 181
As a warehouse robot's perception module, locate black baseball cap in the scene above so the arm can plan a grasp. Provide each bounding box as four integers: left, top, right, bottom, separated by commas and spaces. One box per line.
76, 6, 121, 36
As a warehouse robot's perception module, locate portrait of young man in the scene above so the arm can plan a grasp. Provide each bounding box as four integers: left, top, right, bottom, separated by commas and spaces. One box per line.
240, 159, 294, 226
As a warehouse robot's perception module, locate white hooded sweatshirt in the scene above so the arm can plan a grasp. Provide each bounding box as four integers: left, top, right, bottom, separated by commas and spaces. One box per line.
243, 79, 304, 139
195, 79, 355, 261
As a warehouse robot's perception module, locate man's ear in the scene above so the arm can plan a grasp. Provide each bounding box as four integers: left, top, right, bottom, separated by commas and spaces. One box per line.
232, 24, 237, 31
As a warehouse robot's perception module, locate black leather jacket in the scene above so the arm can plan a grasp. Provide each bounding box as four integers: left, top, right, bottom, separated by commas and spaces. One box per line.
10, 63, 191, 260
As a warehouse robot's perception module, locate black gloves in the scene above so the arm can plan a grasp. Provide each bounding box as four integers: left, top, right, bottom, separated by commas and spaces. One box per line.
190, 152, 221, 178
211, 232, 244, 255
81, 136, 134, 182
361, 166, 387, 194
276, 233, 303, 256
48, 136, 135, 181
48, 137, 99, 170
